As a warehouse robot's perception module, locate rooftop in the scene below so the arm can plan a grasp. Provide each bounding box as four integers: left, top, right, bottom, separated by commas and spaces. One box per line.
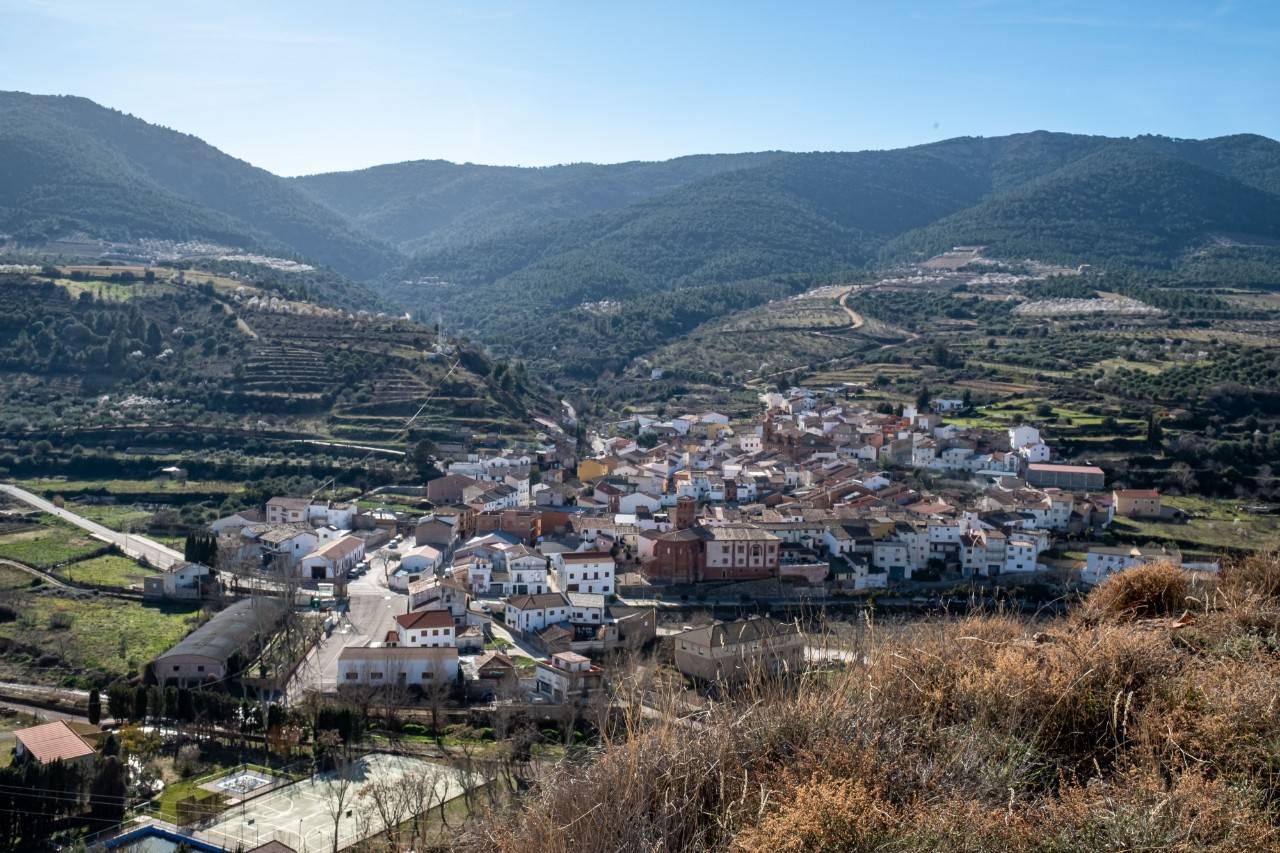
1028, 463, 1105, 475
13, 720, 95, 764
395, 609, 455, 630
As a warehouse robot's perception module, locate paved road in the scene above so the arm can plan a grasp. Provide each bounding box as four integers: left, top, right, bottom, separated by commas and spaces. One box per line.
482, 607, 544, 661
0, 483, 184, 569
0, 557, 68, 588
286, 553, 408, 702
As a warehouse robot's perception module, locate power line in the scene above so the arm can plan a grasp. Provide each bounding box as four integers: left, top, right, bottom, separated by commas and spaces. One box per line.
310, 357, 461, 499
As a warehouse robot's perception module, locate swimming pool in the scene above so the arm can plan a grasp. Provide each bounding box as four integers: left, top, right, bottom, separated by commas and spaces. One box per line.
104, 826, 223, 853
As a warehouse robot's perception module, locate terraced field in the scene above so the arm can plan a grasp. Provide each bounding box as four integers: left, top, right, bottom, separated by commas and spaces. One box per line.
238, 345, 332, 394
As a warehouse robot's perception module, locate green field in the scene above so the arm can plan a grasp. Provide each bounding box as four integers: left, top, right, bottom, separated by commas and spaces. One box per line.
0, 521, 103, 568
945, 398, 1143, 430
0, 563, 36, 590
67, 502, 155, 532
1110, 496, 1280, 551
0, 595, 200, 685
50, 277, 176, 302
58, 555, 158, 590
17, 477, 243, 496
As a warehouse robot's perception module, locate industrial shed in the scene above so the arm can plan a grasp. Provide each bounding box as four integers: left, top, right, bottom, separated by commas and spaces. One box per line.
150, 597, 286, 687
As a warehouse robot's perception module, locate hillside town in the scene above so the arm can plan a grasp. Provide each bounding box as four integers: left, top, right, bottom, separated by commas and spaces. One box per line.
0, 374, 1232, 851
151, 383, 1217, 711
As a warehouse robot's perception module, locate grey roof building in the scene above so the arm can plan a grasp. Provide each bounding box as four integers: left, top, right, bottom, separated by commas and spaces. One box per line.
150, 597, 286, 687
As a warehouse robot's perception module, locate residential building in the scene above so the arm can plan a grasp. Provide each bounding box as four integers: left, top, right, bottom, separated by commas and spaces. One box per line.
1113, 489, 1163, 519
338, 646, 459, 688
1083, 545, 1182, 585
297, 534, 365, 580
390, 609, 456, 648
400, 543, 444, 574
672, 617, 805, 683
505, 592, 571, 634
12, 721, 95, 768
265, 496, 309, 525
534, 651, 604, 704
142, 561, 212, 601
551, 551, 616, 595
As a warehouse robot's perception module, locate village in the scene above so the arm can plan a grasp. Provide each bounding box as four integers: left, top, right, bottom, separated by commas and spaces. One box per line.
143, 382, 1218, 711
0, 384, 1225, 852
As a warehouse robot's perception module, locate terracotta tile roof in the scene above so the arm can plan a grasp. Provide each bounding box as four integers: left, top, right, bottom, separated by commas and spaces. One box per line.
13, 720, 95, 764
1028, 463, 1105, 475
395, 609, 455, 630
1114, 489, 1160, 498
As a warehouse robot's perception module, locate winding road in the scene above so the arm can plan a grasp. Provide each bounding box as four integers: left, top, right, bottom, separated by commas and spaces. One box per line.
837, 284, 866, 330
0, 483, 184, 569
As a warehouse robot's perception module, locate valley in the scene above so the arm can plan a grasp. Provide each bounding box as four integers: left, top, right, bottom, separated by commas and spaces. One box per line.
2, 88, 1280, 853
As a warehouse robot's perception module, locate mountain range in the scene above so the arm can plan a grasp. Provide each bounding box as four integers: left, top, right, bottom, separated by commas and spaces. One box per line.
4, 89, 1280, 379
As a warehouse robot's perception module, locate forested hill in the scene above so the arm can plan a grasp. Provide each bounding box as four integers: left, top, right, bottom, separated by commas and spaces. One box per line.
380, 130, 1280, 379
5, 91, 1279, 382
292, 152, 785, 254
881, 139, 1280, 265
0, 91, 401, 278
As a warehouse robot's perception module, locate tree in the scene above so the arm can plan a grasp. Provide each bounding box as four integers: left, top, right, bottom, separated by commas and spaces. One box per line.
402, 765, 444, 848
360, 774, 411, 849
90, 755, 127, 822
930, 340, 957, 369
318, 730, 358, 853
87, 688, 101, 725
410, 438, 439, 478
144, 321, 162, 354
915, 386, 932, 412
1146, 413, 1164, 448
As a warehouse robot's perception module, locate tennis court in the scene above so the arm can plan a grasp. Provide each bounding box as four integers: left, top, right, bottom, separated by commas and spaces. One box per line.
196, 753, 476, 851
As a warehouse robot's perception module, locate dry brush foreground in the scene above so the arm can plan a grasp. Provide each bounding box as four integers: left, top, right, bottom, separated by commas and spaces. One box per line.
454, 556, 1280, 852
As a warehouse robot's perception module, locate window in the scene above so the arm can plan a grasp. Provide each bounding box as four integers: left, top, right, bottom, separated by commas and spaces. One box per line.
346, 672, 358, 680
370, 672, 383, 680
197, 665, 205, 672
423, 672, 434, 680
173, 665, 180, 672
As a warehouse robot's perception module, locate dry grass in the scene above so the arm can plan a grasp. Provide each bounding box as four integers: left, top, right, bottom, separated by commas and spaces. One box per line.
1082, 560, 1198, 620
459, 555, 1280, 852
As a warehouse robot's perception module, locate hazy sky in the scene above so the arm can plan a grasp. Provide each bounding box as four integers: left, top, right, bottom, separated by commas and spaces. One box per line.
2, 0, 1276, 176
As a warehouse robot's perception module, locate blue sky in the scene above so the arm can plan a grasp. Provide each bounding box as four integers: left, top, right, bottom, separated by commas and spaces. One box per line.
2, 0, 1276, 175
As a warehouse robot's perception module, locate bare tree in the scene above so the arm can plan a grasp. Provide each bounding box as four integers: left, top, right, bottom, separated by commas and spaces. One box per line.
424, 678, 450, 744
359, 773, 411, 849
319, 730, 359, 853
402, 763, 444, 848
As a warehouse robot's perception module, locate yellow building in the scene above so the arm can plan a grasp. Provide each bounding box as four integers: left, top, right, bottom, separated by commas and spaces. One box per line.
577, 458, 613, 482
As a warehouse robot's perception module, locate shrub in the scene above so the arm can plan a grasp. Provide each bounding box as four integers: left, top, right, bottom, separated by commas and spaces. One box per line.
174, 743, 203, 777
1085, 562, 1192, 619
466, 579, 1280, 853
1221, 549, 1280, 600
732, 776, 895, 852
